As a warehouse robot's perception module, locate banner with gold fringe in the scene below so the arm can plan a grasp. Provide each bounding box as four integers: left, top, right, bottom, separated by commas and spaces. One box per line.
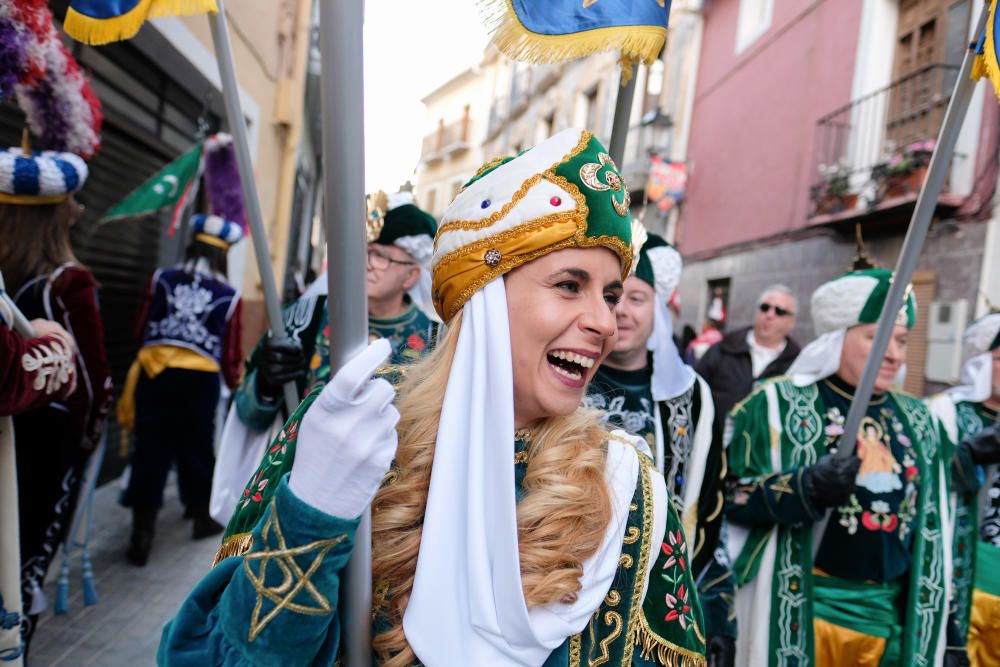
972, 0, 1000, 100
64, 0, 218, 46
482, 0, 671, 73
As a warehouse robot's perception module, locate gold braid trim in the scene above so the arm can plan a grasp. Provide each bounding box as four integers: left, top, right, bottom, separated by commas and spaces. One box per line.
630, 612, 707, 667
212, 531, 254, 567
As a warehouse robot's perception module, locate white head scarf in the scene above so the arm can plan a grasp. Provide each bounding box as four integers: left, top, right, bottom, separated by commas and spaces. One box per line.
641, 243, 695, 400
947, 313, 1000, 403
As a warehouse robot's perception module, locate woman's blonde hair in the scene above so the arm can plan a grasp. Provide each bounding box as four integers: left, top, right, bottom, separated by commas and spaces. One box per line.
370, 310, 614, 666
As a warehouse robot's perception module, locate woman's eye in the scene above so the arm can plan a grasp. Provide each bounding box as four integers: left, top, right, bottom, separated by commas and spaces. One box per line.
605, 292, 621, 307
556, 280, 580, 293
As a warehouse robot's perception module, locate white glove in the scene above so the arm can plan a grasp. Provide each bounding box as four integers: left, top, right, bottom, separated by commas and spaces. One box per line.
289, 338, 400, 518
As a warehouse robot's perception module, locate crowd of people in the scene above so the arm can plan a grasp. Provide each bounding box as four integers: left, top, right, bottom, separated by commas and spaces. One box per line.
2, 125, 1000, 667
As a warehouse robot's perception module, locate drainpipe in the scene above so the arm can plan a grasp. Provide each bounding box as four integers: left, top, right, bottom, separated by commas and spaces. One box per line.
270, 0, 314, 298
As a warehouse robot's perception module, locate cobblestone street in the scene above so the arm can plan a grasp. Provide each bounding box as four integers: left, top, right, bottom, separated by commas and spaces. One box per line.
28, 477, 217, 666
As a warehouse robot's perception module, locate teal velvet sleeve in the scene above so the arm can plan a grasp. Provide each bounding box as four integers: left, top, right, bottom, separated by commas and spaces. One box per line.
158, 476, 358, 666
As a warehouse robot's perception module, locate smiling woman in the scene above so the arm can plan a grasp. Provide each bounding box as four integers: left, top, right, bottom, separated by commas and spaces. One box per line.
158, 128, 708, 667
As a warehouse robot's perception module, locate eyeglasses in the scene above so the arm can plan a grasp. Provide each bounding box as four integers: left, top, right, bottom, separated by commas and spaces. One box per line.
759, 302, 795, 317
367, 248, 415, 271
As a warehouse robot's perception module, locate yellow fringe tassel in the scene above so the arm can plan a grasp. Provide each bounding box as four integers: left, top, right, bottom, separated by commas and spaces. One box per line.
64, 0, 217, 46
630, 621, 707, 667
481, 0, 666, 69
979, 0, 1000, 103
212, 532, 253, 567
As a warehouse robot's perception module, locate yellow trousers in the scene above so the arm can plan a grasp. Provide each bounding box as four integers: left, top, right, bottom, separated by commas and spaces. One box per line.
814, 617, 886, 667
969, 588, 1000, 667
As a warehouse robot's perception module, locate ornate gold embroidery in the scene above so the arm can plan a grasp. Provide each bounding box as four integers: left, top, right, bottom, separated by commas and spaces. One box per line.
622, 457, 655, 665
768, 472, 795, 496
514, 450, 529, 464
578, 152, 630, 216
569, 632, 582, 667
604, 589, 621, 607
623, 526, 641, 545
590, 611, 623, 666
243, 501, 345, 642
619, 553, 634, 568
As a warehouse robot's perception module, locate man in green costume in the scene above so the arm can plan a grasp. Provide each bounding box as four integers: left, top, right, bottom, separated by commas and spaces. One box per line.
927, 313, 1000, 666
208, 191, 440, 524
585, 232, 735, 666
725, 269, 951, 667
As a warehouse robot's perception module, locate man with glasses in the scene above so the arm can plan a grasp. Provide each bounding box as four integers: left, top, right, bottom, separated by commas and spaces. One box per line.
208, 191, 439, 523
696, 284, 801, 448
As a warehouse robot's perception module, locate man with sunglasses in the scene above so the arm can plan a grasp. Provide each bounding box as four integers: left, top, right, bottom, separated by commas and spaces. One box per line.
208, 191, 439, 524
696, 285, 801, 450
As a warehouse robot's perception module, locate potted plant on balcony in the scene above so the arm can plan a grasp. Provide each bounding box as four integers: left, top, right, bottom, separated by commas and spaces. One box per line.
810, 162, 858, 215
873, 139, 935, 198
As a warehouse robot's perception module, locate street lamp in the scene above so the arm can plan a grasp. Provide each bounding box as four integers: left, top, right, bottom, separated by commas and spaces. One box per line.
640, 107, 674, 158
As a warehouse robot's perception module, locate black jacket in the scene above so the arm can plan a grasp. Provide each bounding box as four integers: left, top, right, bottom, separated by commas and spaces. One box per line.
696, 325, 800, 446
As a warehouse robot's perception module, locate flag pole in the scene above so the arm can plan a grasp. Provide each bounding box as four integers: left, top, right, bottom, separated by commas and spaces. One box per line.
608, 71, 638, 168
208, 2, 299, 416
835, 3, 989, 459
316, 0, 372, 665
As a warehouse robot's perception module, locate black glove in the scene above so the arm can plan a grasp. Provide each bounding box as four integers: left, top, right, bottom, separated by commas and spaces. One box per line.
256, 337, 307, 402
706, 635, 735, 667
960, 423, 1000, 465
805, 453, 861, 509
944, 648, 971, 667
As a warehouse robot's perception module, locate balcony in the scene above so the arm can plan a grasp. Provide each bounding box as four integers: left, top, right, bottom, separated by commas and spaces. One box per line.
808, 63, 963, 226
420, 117, 471, 165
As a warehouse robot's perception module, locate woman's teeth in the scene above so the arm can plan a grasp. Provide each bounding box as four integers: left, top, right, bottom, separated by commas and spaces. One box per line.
552, 364, 582, 381
549, 350, 595, 369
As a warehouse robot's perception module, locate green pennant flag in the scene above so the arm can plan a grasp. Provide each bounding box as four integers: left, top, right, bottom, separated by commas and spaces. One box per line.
100, 141, 204, 225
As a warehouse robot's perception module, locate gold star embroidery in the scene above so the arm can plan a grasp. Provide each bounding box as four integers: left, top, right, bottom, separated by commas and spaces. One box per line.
243, 501, 346, 642
768, 473, 795, 496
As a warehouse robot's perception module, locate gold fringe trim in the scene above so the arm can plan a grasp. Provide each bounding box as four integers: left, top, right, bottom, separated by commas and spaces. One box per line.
981, 2, 1000, 103
481, 0, 666, 68
65, 0, 217, 46
629, 613, 707, 667
212, 532, 253, 567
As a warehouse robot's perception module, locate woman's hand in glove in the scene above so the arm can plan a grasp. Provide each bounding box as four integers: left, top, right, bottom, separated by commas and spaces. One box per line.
288, 338, 400, 519
805, 453, 861, 509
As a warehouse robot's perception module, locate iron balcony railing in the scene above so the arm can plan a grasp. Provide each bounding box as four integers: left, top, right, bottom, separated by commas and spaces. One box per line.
811, 63, 959, 210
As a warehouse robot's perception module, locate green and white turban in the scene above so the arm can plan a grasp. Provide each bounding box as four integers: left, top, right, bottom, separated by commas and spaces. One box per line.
948, 313, 1000, 403
787, 268, 917, 386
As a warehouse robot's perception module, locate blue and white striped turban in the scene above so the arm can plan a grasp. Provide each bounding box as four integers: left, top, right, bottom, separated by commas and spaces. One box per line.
0, 148, 88, 205
191, 213, 244, 247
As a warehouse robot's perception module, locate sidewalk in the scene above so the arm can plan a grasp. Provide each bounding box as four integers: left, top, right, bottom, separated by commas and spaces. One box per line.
27, 476, 219, 666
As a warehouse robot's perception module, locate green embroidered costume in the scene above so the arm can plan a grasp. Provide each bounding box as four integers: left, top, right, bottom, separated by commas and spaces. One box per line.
725, 375, 951, 666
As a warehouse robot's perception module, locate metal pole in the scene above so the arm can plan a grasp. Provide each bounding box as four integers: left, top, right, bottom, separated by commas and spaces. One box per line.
208, 3, 299, 416
836, 4, 988, 459
317, 0, 371, 665
608, 71, 638, 168
0, 271, 33, 337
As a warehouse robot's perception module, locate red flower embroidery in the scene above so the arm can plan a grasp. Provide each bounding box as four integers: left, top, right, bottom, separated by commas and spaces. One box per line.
407, 334, 425, 351
661, 530, 687, 571
905, 466, 918, 482
664, 583, 691, 629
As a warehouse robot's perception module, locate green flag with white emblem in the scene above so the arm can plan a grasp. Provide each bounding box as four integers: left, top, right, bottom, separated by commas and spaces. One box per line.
100, 141, 204, 226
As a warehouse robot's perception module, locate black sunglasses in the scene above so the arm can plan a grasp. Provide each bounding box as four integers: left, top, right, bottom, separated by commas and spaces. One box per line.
759, 302, 795, 317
